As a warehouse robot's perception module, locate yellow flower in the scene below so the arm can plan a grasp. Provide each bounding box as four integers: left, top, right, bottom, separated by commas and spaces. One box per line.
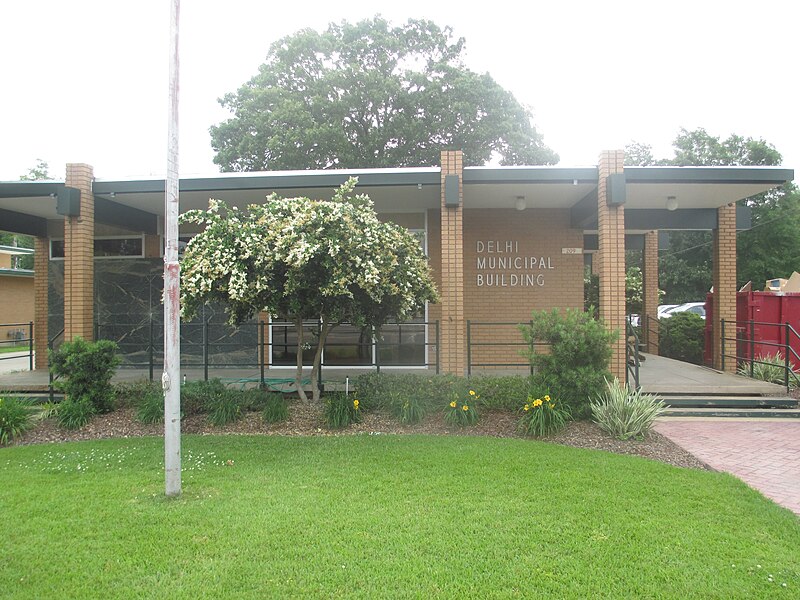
544, 395, 551, 402
524, 404, 530, 411
462, 405, 469, 411
450, 401, 457, 408
353, 399, 359, 410
469, 390, 476, 396
533, 399, 543, 408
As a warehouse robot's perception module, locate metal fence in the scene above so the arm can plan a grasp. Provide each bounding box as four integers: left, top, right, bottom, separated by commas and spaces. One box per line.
95, 318, 440, 384
0, 321, 34, 370
721, 319, 800, 390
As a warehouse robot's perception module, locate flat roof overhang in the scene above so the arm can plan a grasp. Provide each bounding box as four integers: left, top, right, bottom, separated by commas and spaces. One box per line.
0, 164, 793, 236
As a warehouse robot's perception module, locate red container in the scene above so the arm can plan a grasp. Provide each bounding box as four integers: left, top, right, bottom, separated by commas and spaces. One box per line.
704, 291, 800, 369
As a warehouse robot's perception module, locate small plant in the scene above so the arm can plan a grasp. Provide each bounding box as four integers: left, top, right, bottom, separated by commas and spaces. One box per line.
182, 379, 228, 416
468, 375, 529, 411
262, 394, 290, 424
0, 395, 34, 445
591, 378, 666, 440
738, 353, 794, 387
324, 392, 361, 428
136, 387, 165, 424
517, 392, 569, 437
207, 391, 241, 427
35, 401, 60, 421
388, 391, 425, 425
444, 389, 479, 427
57, 396, 96, 430
50, 337, 120, 413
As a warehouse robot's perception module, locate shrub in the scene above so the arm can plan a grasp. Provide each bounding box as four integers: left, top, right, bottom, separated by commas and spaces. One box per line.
591, 378, 666, 440
136, 386, 165, 424
738, 353, 793, 387
353, 373, 460, 413
115, 380, 160, 409
517, 391, 570, 437
520, 308, 616, 419
50, 337, 120, 413
57, 396, 96, 430
0, 395, 34, 445
659, 312, 704, 365
468, 375, 529, 411
387, 390, 425, 424
443, 388, 479, 427
324, 392, 361, 428
206, 391, 241, 427
262, 394, 290, 424
181, 379, 228, 416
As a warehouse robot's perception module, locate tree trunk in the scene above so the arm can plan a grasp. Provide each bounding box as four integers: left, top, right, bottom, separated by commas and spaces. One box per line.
294, 318, 309, 402
310, 320, 333, 403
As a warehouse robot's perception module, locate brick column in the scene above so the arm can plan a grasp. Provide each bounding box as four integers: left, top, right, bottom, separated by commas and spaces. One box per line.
597, 150, 626, 380
439, 150, 465, 374
33, 237, 49, 369
642, 230, 659, 354
64, 163, 95, 342
712, 204, 737, 372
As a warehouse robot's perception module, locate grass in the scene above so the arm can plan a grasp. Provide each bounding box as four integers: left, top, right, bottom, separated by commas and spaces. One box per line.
1, 435, 799, 598
0, 344, 28, 354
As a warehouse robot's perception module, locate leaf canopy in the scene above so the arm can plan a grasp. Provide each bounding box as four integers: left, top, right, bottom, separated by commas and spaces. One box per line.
210, 17, 558, 171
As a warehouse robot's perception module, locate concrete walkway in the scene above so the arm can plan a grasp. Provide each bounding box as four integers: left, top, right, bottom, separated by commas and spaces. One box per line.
655, 419, 800, 516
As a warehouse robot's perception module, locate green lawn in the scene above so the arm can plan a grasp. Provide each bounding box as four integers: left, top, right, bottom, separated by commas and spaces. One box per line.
0, 344, 28, 354
1, 435, 798, 598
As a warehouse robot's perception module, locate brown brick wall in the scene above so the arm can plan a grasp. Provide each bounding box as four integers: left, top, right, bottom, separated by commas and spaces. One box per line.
64, 163, 95, 342
713, 204, 737, 371
642, 230, 659, 354
462, 208, 584, 370
597, 151, 627, 380
33, 237, 48, 369
0, 274, 34, 344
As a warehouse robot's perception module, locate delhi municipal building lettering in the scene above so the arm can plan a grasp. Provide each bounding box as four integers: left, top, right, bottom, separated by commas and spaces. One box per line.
476, 240, 554, 287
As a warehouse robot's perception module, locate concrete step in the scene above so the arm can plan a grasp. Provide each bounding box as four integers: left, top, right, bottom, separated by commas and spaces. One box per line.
661, 396, 798, 409
662, 407, 800, 418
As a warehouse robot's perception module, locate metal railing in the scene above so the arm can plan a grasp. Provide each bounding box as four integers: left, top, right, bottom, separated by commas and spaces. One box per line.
642, 314, 660, 354
0, 321, 34, 370
466, 320, 552, 376
720, 319, 800, 390
94, 317, 440, 385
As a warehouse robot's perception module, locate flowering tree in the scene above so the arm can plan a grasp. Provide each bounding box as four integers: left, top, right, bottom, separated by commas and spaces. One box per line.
180, 178, 438, 401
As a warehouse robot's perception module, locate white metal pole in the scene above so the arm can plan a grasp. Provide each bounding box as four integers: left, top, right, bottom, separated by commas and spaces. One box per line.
163, 0, 181, 497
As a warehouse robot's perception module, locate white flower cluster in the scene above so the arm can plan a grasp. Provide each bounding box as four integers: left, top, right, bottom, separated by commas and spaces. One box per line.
179, 178, 438, 327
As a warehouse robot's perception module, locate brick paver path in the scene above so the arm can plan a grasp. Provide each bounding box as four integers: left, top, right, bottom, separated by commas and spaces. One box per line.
655, 420, 800, 516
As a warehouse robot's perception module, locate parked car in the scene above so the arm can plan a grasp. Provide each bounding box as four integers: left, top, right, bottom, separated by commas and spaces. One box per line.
661, 302, 706, 319
657, 304, 679, 317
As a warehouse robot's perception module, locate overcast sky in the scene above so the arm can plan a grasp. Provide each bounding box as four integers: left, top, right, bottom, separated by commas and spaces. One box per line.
1, 0, 797, 181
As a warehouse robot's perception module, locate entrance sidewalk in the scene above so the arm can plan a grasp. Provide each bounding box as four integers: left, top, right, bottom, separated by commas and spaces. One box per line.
655, 419, 800, 516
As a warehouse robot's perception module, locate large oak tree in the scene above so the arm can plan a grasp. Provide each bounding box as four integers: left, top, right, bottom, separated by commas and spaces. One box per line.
210, 17, 558, 171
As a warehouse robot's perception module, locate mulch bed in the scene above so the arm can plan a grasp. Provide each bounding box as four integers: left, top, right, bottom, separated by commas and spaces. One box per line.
10, 403, 708, 470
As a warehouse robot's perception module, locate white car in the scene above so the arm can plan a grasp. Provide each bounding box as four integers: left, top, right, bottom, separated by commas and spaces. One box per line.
657, 304, 679, 317
661, 302, 706, 319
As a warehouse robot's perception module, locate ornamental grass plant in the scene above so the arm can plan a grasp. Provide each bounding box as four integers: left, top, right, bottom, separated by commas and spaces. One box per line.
517, 392, 569, 437
738, 353, 795, 388
261, 393, 290, 424
591, 378, 666, 440
0, 395, 34, 445
324, 392, 361, 428
57, 396, 96, 430
443, 388, 479, 427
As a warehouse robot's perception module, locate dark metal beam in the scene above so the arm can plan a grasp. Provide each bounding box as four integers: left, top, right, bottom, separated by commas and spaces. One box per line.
94, 197, 159, 234
0, 209, 48, 237
625, 207, 751, 231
